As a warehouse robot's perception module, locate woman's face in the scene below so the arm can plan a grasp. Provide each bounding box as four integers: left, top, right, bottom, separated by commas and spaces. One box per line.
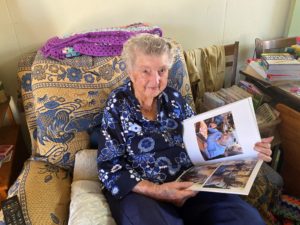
129, 51, 170, 100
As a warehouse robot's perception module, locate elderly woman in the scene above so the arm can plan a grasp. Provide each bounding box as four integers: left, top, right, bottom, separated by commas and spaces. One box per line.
97, 34, 273, 225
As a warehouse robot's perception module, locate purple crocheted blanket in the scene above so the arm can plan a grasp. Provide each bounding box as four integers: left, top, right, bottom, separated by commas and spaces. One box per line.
41, 23, 163, 60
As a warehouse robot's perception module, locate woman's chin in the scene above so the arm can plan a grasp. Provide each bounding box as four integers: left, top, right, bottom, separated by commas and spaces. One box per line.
146, 89, 160, 97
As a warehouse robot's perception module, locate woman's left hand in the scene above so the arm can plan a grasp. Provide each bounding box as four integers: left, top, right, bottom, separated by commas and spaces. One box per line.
254, 136, 274, 162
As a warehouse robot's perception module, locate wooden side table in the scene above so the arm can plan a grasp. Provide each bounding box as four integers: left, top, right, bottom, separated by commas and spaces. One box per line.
0, 126, 20, 201
0, 97, 28, 201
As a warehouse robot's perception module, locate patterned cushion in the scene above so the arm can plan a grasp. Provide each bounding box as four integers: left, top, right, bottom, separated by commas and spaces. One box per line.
242, 163, 282, 225
30, 39, 194, 168
4, 160, 71, 225
18, 52, 38, 155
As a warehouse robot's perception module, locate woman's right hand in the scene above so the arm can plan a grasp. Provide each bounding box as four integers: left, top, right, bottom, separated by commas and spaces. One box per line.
133, 180, 197, 207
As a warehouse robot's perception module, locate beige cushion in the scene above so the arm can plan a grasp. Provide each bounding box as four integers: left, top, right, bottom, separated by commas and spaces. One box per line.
73, 149, 98, 181
68, 180, 116, 225
69, 149, 116, 225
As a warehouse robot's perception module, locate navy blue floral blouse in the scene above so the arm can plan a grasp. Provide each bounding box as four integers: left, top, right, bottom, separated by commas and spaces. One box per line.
97, 81, 195, 199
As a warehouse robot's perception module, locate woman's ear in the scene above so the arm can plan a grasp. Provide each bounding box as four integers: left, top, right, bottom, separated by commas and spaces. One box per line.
128, 70, 135, 82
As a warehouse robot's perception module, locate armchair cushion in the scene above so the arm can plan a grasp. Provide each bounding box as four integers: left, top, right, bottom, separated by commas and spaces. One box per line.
68, 180, 116, 225
73, 149, 98, 182
3, 160, 71, 225
31, 51, 127, 168
69, 149, 116, 225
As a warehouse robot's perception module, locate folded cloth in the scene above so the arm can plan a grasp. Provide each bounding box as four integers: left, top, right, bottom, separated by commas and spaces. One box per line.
184, 45, 225, 113
41, 23, 163, 60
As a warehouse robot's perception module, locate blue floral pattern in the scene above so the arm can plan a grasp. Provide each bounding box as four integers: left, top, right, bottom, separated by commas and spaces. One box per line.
84, 74, 95, 83
97, 81, 194, 199
138, 137, 155, 152
66, 68, 82, 82
98, 139, 125, 161
21, 73, 32, 92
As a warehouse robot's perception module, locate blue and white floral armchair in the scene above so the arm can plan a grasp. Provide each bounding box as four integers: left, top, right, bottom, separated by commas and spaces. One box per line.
0, 39, 195, 224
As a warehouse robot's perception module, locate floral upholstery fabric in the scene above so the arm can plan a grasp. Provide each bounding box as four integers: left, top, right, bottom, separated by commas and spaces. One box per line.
28, 39, 194, 169
17, 52, 38, 155
0, 160, 71, 225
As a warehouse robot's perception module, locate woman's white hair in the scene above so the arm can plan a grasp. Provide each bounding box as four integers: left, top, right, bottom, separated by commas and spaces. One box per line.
121, 33, 175, 72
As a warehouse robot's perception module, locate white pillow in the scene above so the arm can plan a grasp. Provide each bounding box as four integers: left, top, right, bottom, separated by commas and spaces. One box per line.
70, 149, 116, 225
73, 149, 99, 181
68, 180, 116, 225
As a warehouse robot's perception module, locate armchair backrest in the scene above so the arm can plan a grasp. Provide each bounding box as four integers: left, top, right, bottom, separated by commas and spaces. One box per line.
18, 39, 194, 169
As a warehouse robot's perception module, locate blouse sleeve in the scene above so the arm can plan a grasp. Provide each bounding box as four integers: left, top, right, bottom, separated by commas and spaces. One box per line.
97, 101, 142, 199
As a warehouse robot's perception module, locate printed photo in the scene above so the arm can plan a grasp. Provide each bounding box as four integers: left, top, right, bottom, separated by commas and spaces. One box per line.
194, 111, 242, 161
178, 164, 218, 185
203, 159, 257, 189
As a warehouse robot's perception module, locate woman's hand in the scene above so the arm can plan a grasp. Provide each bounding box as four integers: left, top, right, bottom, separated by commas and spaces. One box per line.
154, 181, 198, 206
254, 136, 274, 162
133, 180, 197, 207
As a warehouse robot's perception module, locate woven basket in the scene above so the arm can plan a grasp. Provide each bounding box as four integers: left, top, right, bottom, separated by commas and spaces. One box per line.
256, 103, 281, 138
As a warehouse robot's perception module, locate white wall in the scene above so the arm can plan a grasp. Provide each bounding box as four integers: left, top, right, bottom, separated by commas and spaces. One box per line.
0, 0, 293, 101
288, 0, 300, 36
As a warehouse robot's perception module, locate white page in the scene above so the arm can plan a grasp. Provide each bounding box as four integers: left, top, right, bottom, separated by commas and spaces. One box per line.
183, 97, 261, 165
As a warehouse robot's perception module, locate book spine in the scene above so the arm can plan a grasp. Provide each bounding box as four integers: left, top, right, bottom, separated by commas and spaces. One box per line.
261, 58, 270, 70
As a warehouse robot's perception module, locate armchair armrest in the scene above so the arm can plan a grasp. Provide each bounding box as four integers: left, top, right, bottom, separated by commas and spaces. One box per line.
68, 149, 116, 225
1, 160, 71, 225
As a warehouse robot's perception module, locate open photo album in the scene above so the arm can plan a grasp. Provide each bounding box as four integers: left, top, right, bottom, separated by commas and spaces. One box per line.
178, 97, 263, 195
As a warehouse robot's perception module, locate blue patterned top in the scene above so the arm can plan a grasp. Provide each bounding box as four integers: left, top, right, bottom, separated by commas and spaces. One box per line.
97, 81, 195, 199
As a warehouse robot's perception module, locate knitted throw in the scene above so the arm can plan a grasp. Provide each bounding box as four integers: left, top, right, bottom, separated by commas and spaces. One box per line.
41, 23, 163, 60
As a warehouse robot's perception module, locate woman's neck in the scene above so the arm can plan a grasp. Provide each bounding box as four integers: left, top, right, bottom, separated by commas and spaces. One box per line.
139, 98, 156, 112
136, 95, 157, 120
131, 83, 158, 120
133, 86, 155, 110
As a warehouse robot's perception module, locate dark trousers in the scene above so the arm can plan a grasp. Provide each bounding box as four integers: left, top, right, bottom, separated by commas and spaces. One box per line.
104, 191, 265, 225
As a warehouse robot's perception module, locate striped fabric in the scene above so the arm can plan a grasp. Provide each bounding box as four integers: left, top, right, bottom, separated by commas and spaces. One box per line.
272, 194, 300, 224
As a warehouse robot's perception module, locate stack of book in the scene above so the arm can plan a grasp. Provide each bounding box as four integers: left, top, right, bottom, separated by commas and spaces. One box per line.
248, 53, 300, 82
0, 145, 13, 168
203, 83, 263, 111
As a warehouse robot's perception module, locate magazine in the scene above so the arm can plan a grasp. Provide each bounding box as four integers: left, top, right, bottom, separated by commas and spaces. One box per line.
177, 97, 263, 195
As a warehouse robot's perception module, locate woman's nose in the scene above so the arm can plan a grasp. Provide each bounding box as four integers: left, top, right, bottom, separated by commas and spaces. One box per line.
153, 71, 160, 84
